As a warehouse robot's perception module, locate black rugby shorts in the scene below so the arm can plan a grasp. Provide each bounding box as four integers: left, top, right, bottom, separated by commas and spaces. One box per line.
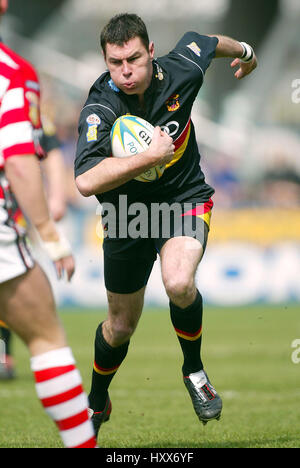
103, 198, 213, 294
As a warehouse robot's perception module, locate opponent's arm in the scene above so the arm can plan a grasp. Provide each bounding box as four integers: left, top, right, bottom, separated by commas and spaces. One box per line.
42, 147, 67, 222
76, 126, 175, 197
5, 154, 75, 281
209, 34, 257, 79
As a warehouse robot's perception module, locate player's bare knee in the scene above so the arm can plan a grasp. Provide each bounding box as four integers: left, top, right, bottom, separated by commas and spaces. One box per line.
109, 321, 134, 346
164, 275, 195, 307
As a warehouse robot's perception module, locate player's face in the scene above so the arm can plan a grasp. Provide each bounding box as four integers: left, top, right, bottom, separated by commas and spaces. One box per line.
104, 36, 154, 97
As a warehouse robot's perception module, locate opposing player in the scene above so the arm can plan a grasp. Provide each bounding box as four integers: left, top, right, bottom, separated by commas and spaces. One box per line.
75, 14, 257, 437
0, 0, 97, 448
0, 121, 67, 380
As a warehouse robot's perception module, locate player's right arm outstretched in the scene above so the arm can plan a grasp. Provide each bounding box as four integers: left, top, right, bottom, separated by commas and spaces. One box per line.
209, 34, 257, 79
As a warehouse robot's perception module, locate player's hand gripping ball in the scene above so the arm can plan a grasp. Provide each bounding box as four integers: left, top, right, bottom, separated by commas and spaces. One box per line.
110, 115, 165, 182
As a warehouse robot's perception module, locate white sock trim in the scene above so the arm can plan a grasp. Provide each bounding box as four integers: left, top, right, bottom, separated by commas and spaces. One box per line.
30, 347, 75, 372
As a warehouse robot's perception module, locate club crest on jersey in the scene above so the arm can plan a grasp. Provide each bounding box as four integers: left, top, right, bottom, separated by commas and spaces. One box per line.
86, 114, 101, 142
166, 94, 180, 112
187, 42, 201, 57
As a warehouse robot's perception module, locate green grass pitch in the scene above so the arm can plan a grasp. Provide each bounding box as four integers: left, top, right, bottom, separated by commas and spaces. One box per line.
0, 304, 299, 448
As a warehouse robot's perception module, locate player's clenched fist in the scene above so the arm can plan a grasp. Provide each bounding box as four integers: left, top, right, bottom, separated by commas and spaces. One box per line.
147, 126, 175, 167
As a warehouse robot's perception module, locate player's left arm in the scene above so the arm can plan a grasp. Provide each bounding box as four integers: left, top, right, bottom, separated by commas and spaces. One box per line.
209, 35, 257, 79
42, 147, 67, 222
40, 121, 67, 222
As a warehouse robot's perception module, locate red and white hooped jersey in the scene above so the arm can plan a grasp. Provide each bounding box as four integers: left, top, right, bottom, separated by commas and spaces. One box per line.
0, 41, 44, 201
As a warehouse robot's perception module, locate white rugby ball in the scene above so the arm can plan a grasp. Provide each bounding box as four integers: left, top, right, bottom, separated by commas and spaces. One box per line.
110, 115, 165, 182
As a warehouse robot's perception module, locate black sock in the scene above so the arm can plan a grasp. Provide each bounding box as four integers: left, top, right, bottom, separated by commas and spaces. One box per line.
170, 290, 204, 376
88, 322, 129, 412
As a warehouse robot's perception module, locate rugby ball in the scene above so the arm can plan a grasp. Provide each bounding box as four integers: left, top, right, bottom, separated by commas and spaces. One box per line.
110, 115, 165, 182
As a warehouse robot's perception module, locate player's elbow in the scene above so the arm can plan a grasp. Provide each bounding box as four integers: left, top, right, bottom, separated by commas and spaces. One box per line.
75, 174, 94, 197
5, 154, 36, 185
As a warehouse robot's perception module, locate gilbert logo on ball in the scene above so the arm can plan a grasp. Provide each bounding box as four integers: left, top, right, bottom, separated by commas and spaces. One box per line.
110, 115, 165, 182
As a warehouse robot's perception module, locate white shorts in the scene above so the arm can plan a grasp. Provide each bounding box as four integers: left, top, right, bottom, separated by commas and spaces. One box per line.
0, 198, 34, 285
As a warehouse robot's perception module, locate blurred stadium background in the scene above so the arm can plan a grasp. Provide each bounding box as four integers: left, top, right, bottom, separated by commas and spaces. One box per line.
3, 0, 300, 308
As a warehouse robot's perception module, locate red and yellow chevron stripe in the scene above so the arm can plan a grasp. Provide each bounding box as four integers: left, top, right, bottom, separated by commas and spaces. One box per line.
182, 199, 214, 228
93, 361, 120, 376
166, 118, 191, 168
174, 326, 202, 341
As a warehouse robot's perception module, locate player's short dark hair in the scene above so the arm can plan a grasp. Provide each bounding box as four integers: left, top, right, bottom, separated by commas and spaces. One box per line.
100, 13, 150, 56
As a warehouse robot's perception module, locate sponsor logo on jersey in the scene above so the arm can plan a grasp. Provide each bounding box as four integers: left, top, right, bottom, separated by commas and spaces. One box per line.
25, 91, 40, 126
187, 42, 201, 57
86, 113, 101, 126
166, 94, 180, 112
86, 114, 101, 142
86, 124, 98, 142
161, 120, 180, 137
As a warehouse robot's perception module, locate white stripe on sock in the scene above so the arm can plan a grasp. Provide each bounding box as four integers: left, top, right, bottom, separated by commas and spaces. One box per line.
35, 369, 82, 399
60, 420, 96, 448
44, 393, 89, 421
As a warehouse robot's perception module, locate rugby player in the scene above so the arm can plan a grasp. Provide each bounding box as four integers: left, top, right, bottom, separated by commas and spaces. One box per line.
75, 13, 257, 437
0, 121, 67, 380
0, 0, 97, 448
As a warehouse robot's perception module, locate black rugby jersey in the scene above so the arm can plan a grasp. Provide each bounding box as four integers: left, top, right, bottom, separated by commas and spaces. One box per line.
75, 32, 218, 206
